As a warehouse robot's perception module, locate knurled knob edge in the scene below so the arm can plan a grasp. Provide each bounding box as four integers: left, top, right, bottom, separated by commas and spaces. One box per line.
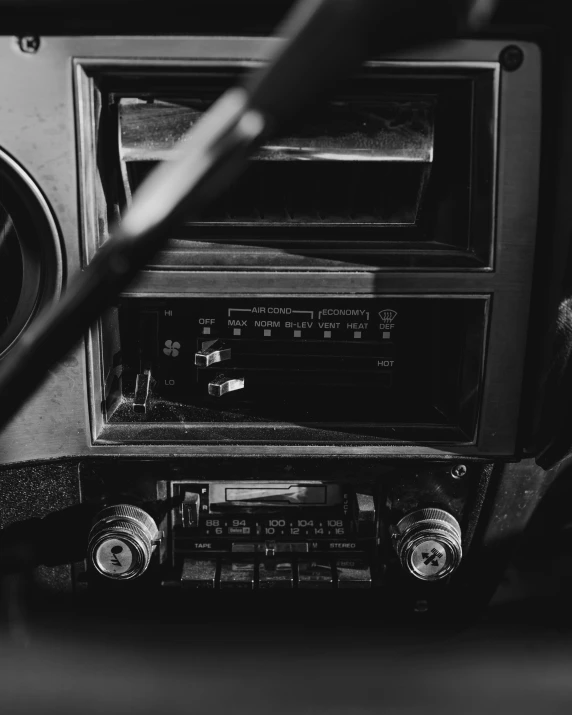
93, 505, 158, 540
395, 508, 461, 540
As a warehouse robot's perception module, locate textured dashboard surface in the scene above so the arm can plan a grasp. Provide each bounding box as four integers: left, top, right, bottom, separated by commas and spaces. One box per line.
0, 461, 79, 529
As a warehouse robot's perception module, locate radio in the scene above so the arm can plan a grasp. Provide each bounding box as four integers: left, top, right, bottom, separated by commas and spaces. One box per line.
172, 480, 377, 589
78, 459, 485, 598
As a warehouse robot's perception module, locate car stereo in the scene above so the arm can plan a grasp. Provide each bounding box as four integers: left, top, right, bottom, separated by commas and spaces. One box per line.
78, 458, 487, 600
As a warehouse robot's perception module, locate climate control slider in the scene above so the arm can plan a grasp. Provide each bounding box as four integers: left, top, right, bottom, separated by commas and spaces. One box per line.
208, 374, 245, 397
195, 340, 231, 367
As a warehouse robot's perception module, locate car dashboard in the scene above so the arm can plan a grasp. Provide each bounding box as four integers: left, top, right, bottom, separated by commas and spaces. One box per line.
1, 1, 572, 658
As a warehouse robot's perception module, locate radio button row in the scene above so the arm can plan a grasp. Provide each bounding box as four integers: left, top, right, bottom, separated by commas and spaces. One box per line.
180, 557, 371, 589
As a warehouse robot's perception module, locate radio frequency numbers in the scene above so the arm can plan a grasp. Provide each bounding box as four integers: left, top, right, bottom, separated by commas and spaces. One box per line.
202, 518, 346, 537
204, 518, 257, 537
263, 519, 347, 537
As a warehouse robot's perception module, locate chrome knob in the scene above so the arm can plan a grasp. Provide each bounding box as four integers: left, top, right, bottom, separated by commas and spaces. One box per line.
393, 508, 462, 581
88, 505, 159, 581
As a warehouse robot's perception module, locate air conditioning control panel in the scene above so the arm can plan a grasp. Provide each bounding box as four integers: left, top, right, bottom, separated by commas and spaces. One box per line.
109, 296, 487, 444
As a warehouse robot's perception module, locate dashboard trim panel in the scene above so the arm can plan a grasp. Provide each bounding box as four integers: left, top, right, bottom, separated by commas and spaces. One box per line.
0, 37, 541, 463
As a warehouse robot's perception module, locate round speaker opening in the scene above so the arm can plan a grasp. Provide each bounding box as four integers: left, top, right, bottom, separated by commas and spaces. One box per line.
0, 150, 62, 357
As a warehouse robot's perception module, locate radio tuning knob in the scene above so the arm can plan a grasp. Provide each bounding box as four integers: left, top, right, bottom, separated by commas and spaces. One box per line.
88, 505, 160, 581
392, 508, 462, 581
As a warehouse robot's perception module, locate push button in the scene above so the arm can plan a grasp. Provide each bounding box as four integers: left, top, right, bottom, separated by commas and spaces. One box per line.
258, 560, 294, 589
181, 558, 218, 588
297, 559, 333, 589
335, 558, 372, 589
219, 560, 255, 589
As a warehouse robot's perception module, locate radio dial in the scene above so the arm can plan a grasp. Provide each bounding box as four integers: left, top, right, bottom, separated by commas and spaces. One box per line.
88, 505, 159, 581
393, 508, 462, 581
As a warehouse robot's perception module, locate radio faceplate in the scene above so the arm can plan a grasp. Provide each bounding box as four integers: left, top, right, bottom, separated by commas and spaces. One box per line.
170, 480, 377, 589
77, 459, 491, 598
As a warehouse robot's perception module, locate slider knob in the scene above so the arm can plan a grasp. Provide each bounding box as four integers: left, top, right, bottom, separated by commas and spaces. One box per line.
393, 508, 462, 582
208, 374, 245, 397
88, 505, 159, 581
195, 340, 232, 367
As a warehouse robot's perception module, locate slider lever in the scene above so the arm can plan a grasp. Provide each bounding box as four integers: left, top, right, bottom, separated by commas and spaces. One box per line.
195, 340, 232, 367
133, 370, 152, 413
208, 375, 245, 397
181, 492, 200, 528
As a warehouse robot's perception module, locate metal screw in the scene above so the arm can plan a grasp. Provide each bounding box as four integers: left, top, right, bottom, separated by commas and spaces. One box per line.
414, 599, 429, 614
500, 45, 523, 72
451, 464, 467, 479
17, 36, 40, 54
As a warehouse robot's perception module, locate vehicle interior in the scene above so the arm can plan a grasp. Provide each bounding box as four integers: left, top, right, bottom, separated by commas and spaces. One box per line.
2, 0, 572, 710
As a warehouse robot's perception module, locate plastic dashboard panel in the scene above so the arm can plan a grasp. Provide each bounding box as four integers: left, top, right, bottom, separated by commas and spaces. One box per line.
0, 36, 541, 464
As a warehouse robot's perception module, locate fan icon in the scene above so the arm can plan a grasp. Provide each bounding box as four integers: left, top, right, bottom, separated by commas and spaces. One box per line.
163, 340, 181, 357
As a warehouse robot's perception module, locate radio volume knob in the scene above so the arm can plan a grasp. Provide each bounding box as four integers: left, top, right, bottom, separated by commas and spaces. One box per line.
88, 505, 159, 581
393, 508, 462, 581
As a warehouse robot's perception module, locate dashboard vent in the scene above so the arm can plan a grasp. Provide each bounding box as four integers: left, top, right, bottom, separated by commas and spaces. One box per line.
119, 98, 434, 229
